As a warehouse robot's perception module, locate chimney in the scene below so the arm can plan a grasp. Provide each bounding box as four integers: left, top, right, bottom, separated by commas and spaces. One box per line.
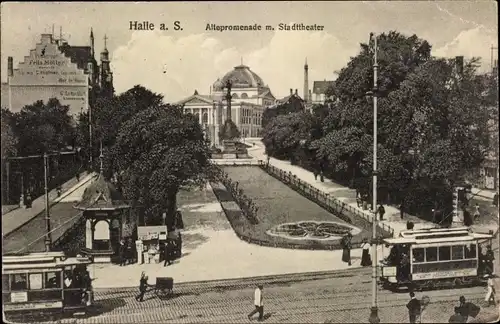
8, 57, 13, 77
295, 89, 298, 95
290, 88, 293, 95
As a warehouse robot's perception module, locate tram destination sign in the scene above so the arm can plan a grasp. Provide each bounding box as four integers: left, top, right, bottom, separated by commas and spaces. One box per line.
412, 268, 476, 280
4, 301, 63, 311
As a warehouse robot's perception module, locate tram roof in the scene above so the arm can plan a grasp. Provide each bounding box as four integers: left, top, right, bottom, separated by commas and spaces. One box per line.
384, 227, 493, 245
2, 252, 91, 271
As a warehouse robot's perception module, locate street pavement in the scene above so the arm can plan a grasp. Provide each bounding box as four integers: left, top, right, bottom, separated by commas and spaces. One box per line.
20, 267, 498, 324
90, 182, 393, 289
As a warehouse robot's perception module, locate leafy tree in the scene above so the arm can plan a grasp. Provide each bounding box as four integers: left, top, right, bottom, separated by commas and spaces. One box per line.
111, 104, 211, 228
262, 111, 314, 161
261, 95, 304, 129
1, 108, 18, 158
13, 98, 76, 155
76, 85, 164, 167
219, 119, 241, 140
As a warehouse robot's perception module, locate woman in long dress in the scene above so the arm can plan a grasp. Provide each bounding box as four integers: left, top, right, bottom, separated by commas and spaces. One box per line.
341, 233, 353, 266
361, 239, 372, 266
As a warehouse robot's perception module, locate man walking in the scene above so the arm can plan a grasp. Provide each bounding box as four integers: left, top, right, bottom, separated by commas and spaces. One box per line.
400, 202, 405, 220
485, 274, 496, 306
248, 284, 264, 321
378, 204, 385, 221
406, 292, 421, 324
135, 272, 149, 302
119, 240, 126, 266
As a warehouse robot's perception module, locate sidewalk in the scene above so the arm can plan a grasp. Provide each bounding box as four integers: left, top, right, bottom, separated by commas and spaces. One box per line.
245, 140, 434, 237
2, 171, 95, 236
245, 139, 499, 237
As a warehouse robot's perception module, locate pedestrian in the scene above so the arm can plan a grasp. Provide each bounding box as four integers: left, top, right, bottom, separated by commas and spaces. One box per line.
341, 233, 353, 266
313, 170, 318, 180
493, 192, 499, 207
76, 172, 80, 183
473, 203, 480, 221
119, 240, 126, 266
163, 241, 172, 267
360, 239, 372, 267
406, 292, 421, 324
457, 296, 469, 321
247, 284, 264, 321
378, 204, 385, 221
135, 272, 149, 302
126, 239, 133, 264
448, 306, 466, 323
485, 245, 495, 275
485, 274, 496, 306
400, 202, 405, 220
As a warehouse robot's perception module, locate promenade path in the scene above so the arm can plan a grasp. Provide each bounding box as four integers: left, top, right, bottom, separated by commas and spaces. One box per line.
2, 172, 94, 236
90, 182, 393, 289
2, 172, 97, 254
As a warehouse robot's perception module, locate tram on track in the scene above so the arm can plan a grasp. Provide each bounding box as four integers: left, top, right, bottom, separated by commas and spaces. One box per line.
379, 227, 494, 291
2, 251, 94, 320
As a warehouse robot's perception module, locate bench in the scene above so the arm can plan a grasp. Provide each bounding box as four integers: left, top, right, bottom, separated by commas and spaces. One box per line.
154, 277, 174, 298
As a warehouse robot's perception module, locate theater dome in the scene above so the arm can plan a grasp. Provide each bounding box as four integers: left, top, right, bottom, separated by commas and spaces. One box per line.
219, 65, 265, 89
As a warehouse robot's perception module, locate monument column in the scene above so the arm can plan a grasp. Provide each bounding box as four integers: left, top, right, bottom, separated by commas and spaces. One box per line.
225, 80, 232, 121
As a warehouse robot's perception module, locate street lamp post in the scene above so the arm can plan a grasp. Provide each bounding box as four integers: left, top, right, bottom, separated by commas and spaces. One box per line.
367, 32, 380, 324
43, 152, 52, 252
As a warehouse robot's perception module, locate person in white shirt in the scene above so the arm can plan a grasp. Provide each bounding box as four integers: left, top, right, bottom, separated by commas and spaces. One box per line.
473, 203, 480, 221
248, 284, 264, 321
485, 274, 496, 306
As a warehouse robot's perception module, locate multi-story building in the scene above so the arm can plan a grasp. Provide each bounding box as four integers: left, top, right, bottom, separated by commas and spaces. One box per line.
175, 63, 276, 146
1, 29, 114, 117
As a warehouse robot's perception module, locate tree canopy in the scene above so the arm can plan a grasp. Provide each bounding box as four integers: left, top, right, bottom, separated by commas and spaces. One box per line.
262, 31, 494, 220
111, 102, 212, 228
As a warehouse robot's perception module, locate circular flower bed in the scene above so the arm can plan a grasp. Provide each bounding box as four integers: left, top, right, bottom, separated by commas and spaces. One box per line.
267, 221, 361, 241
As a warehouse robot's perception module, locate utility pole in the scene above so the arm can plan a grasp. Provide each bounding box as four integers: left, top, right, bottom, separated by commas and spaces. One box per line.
368, 32, 380, 324
43, 152, 52, 252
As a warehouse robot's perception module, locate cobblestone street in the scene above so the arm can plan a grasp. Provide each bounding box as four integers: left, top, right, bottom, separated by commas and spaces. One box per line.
20, 268, 497, 324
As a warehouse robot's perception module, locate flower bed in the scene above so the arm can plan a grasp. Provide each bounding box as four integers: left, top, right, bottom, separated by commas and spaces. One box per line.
210, 166, 379, 250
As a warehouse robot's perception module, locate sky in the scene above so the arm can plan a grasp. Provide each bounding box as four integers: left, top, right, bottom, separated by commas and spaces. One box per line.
1, 1, 498, 102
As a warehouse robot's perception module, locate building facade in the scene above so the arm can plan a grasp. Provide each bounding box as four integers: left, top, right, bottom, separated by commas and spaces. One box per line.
175, 64, 276, 146
1, 30, 114, 116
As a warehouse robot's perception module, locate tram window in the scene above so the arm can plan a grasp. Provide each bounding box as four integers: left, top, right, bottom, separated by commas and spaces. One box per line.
412, 248, 425, 263
465, 244, 477, 259
438, 246, 451, 261
28, 273, 43, 290
11, 274, 27, 291
2, 275, 9, 291
452, 245, 465, 260
45, 272, 61, 289
426, 247, 438, 262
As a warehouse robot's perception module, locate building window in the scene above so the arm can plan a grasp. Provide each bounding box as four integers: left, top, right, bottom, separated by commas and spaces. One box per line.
202, 113, 208, 125
232, 93, 239, 99
241, 93, 248, 99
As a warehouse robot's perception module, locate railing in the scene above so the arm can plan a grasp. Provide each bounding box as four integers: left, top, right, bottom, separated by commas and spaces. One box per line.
256, 160, 395, 238
210, 159, 261, 166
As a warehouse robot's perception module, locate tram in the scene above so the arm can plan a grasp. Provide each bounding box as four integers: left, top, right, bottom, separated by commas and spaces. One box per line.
2, 251, 94, 319
379, 227, 494, 291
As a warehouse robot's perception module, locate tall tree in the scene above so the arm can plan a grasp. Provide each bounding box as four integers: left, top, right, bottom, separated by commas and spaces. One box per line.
112, 104, 211, 228
1, 108, 18, 158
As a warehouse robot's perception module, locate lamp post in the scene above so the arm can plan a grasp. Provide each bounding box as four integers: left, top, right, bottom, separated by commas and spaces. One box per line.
366, 32, 380, 324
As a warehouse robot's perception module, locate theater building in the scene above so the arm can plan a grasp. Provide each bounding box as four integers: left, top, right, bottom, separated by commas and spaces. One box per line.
1, 29, 114, 116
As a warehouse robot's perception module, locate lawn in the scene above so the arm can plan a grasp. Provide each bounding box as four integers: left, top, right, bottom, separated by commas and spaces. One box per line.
212, 166, 374, 249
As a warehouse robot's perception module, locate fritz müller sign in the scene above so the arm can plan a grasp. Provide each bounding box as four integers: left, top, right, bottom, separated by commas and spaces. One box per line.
28, 55, 66, 67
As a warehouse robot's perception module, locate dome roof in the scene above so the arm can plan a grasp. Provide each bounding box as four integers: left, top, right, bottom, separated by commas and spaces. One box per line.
74, 175, 130, 210
213, 78, 224, 91
219, 65, 265, 89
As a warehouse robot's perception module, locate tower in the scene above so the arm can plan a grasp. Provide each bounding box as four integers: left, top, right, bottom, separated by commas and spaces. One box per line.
90, 28, 95, 57
99, 35, 114, 98
304, 58, 309, 103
